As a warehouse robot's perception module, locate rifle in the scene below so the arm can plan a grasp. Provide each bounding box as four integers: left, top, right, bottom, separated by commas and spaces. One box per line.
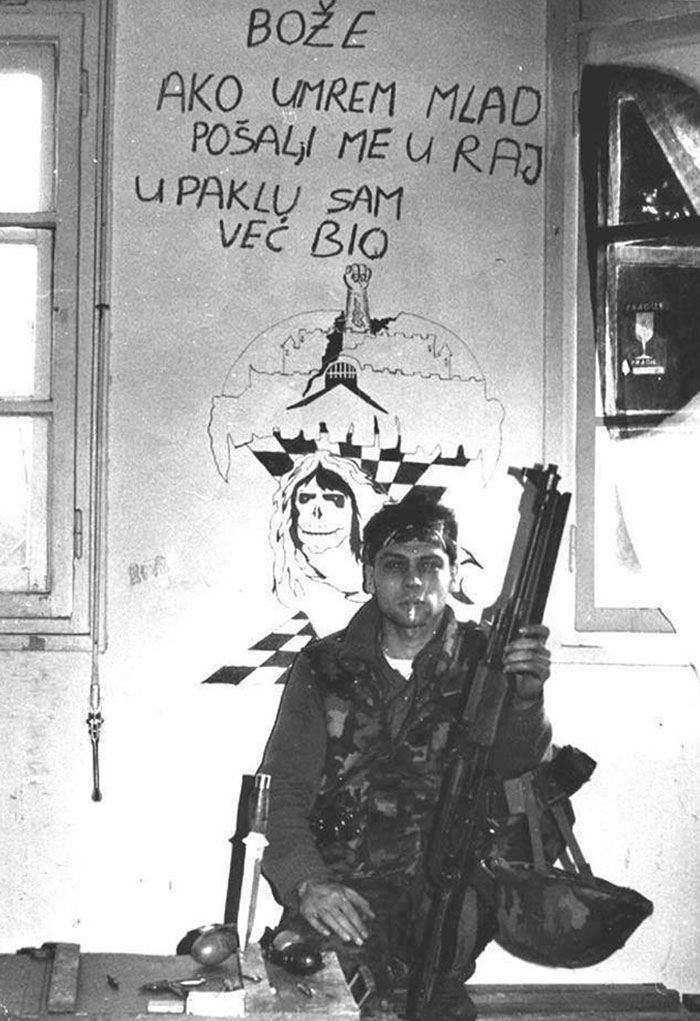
406, 463, 571, 1020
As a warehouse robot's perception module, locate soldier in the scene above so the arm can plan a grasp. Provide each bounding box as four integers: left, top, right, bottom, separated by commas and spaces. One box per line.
260, 494, 552, 1019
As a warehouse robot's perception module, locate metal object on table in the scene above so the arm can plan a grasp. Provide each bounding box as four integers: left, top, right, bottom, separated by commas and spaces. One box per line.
259, 927, 324, 977
347, 964, 376, 1010
189, 924, 239, 968
140, 977, 207, 1000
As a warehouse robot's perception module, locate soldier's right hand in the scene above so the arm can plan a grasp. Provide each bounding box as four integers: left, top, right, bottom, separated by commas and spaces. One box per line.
296, 879, 375, 945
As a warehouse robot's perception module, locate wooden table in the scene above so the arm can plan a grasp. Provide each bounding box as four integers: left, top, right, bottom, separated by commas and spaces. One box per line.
1, 943, 698, 1020
0, 943, 357, 1020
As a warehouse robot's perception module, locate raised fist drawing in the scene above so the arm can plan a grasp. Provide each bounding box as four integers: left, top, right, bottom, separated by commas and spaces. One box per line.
344, 263, 372, 333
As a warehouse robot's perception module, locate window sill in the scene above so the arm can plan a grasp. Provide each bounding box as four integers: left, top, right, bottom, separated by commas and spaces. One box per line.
0, 632, 93, 652
552, 629, 694, 668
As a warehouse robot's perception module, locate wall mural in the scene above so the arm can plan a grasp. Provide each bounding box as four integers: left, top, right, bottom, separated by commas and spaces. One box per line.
130, 7, 545, 690
206, 262, 503, 684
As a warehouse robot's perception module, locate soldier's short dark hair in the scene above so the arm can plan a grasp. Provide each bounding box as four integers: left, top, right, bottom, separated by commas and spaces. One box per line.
362, 493, 459, 566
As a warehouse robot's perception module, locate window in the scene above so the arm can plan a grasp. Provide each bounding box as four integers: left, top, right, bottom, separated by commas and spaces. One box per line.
547, 3, 700, 641
577, 61, 700, 631
0, 0, 109, 646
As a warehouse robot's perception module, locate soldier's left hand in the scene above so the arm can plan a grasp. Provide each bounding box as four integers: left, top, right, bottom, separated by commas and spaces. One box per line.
502, 623, 551, 704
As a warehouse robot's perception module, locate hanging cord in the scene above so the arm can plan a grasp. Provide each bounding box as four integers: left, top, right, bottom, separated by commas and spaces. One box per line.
87, 287, 109, 802
86, 0, 114, 803
87, 666, 103, 802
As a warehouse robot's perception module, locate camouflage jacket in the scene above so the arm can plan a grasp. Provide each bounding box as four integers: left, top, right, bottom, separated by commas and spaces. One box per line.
261, 599, 552, 906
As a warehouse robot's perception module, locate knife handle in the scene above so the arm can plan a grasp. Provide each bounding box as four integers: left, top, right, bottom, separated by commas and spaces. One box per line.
250, 773, 271, 834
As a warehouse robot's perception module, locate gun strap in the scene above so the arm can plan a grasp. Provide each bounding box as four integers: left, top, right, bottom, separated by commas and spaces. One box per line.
522, 774, 547, 872
550, 801, 594, 881
503, 759, 595, 881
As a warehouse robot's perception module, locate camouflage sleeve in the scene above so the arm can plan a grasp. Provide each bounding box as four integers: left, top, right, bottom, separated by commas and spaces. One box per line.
489, 695, 553, 779
259, 650, 334, 906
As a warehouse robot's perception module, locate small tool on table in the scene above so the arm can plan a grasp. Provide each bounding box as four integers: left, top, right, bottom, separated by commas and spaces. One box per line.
140, 977, 207, 1000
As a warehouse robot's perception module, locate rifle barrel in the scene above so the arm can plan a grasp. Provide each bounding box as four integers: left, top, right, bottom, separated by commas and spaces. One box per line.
405, 464, 570, 1021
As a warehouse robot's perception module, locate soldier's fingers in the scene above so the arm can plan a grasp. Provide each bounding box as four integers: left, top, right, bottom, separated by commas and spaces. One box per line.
518, 623, 550, 639
321, 913, 349, 942
515, 674, 545, 700
320, 905, 364, 944
508, 653, 551, 677
504, 649, 555, 665
503, 642, 550, 664
345, 887, 376, 918
303, 909, 331, 937
505, 640, 550, 656
338, 900, 369, 941
505, 635, 550, 653
506, 664, 551, 686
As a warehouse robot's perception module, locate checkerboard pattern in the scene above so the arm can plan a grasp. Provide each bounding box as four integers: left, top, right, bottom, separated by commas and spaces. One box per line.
207, 434, 473, 688
202, 613, 317, 687
249, 432, 471, 502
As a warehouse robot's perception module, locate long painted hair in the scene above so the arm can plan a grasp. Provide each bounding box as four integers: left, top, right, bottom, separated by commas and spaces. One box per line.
270, 450, 385, 605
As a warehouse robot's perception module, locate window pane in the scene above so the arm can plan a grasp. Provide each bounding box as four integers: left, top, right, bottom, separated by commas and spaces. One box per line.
0, 228, 52, 399
0, 416, 48, 592
593, 425, 657, 608
0, 43, 56, 212
618, 100, 694, 223
604, 244, 700, 424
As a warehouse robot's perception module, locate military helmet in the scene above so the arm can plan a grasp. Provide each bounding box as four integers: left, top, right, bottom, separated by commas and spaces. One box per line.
485, 858, 654, 968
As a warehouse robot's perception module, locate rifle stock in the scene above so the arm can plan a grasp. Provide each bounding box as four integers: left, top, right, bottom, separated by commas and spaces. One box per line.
406, 464, 570, 1020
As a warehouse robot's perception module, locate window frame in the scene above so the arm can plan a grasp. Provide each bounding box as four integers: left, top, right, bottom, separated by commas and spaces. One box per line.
545, 0, 700, 657
0, 0, 110, 648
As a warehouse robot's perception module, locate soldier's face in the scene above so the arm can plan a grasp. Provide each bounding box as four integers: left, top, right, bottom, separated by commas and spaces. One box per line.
364, 540, 457, 632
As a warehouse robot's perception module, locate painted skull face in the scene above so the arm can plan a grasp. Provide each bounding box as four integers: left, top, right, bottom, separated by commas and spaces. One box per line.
294, 477, 354, 554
